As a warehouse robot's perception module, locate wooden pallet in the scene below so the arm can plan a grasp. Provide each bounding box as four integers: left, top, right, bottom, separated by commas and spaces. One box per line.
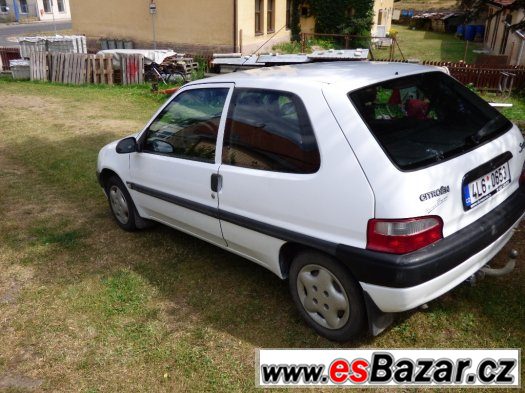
91, 54, 114, 85
29, 52, 48, 81
178, 61, 199, 77
35, 53, 113, 85
121, 54, 144, 85
49, 53, 88, 84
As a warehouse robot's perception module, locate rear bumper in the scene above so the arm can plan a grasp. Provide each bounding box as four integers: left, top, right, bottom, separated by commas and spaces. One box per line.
361, 217, 520, 312
336, 186, 525, 289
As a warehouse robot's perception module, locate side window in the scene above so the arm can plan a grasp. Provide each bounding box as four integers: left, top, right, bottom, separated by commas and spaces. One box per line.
222, 89, 320, 174
143, 88, 229, 163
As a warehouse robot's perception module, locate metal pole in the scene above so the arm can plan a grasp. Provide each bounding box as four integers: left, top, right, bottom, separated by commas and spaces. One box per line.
150, 2, 157, 50
50, 1, 57, 35
152, 13, 157, 49
12, 0, 20, 22
463, 39, 469, 63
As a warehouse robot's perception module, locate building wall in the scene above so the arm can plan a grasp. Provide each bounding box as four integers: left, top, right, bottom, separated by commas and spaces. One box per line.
237, 0, 290, 53
372, 0, 394, 36
36, 0, 71, 21
485, 6, 525, 65
299, 0, 394, 38
70, 0, 233, 52
0, 0, 41, 22
70, 0, 289, 54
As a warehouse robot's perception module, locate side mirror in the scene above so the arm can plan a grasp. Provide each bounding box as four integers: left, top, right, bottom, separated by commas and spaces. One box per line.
116, 137, 138, 154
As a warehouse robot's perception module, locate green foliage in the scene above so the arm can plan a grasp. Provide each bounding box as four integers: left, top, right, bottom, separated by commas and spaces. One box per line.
290, 0, 302, 41
272, 37, 339, 54
308, 0, 374, 35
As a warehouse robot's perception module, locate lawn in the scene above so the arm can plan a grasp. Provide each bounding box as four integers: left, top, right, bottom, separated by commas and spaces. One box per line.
395, 0, 458, 11
0, 79, 523, 392
273, 24, 483, 64
375, 24, 484, 63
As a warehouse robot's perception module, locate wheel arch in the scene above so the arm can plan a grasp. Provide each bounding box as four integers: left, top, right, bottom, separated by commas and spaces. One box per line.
99, 168, 120, 192
279, 241, 359, 282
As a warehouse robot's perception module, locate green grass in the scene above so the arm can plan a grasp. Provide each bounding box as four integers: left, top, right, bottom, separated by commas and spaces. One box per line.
482, 92, 525, 130
0, 78, 523, 392
395, 0, 457, 11
377, 24, 484, 62
273, 24, 483, 63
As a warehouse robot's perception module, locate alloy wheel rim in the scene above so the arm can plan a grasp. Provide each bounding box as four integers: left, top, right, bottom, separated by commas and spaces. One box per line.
296, 264, 350, 330
109, 185, 129, 224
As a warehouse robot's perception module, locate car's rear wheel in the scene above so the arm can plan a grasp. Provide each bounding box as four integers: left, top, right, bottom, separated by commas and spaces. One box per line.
289, 251, 366, 341
106, 175, 138, 231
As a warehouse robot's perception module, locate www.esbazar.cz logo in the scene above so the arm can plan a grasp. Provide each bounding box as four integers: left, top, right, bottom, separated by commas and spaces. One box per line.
257, 349, 520, 387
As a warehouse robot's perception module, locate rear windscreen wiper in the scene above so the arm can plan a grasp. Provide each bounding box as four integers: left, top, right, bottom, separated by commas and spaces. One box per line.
467, 115, 507, 145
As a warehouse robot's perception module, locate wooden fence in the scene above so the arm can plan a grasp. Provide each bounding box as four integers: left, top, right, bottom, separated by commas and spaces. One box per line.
377, 59, 525, 91
0, 47, 21, 71
427, 62, 525, 91
29, 52, 48, 81
121, 54, 144, 85
30, 52, 115, 85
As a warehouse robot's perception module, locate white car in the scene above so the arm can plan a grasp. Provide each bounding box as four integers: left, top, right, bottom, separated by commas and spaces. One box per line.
97, 62, 525, 341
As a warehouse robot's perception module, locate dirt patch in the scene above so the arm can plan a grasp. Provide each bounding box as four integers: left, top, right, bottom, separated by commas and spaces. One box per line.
0, 281, 21, 304
0, 373, 42, 389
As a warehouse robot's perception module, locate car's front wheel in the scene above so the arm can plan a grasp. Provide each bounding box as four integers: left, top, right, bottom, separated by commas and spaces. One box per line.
289, 251, 366, 342
106, 175, 138, 231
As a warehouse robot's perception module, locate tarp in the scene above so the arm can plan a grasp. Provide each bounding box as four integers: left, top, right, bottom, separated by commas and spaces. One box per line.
96, 49, 178, 70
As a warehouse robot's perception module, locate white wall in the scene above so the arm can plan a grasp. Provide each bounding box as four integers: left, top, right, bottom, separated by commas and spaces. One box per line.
37, 0, 71, 21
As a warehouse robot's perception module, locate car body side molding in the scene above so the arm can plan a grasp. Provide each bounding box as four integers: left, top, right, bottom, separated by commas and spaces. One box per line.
127, 182, 525, 289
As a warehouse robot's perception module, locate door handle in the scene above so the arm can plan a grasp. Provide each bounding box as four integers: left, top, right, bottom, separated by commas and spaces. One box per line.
211, 174, 222, 192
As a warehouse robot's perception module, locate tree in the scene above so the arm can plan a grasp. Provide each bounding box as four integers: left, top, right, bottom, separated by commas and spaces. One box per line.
307, 0, 375, 36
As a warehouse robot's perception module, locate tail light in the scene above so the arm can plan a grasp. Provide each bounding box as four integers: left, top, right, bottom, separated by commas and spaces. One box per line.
367, 216, 443, 254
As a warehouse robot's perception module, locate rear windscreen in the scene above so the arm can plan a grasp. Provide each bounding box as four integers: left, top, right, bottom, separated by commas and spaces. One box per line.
349, 72, 512, 170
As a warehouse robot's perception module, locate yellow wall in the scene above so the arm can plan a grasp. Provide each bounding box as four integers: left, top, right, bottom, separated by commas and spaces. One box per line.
236, 0, 290, 53
70, 0, 233, 48
300, 15, 315, 35
372, 0, 394, 36
70, 0, 290, 53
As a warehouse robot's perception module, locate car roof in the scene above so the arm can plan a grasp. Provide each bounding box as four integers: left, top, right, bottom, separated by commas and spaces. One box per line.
197, 61, 442, 91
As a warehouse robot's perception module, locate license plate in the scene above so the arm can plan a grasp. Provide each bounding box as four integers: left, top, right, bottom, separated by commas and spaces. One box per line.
463, 162, 511, 210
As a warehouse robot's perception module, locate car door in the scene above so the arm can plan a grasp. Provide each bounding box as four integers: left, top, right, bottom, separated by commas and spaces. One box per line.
215, 86, 373, 275
129, 83, 234, 245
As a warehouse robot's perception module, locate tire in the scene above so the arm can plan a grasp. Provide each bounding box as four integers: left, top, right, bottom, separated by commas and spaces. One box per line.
289, 251, 366, 342
106, 175, 138, 231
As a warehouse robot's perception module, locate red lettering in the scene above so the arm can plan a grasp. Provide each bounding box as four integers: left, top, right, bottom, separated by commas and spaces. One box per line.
349, 359, 369, 383
329, 359, 350, 383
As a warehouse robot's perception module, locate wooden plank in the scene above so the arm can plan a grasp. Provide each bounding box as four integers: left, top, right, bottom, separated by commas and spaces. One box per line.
70, 53, 76, 84
95, 54, 101, 84
52, 53, 58, 82
80, 54, 86, 84
139, 55, 144, 84
87, 54, 93, 84
106, 54, 113, 85
59, 53, 65, 83
57, 53, 63, 83
64, 53, 69, 83
73, 53, 79, 84
75, 53, 81, 84
72, 53, 77, 84
122, 55, 127, 85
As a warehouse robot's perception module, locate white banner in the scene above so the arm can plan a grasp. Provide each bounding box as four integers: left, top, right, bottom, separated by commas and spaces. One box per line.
257, 349, 521, 388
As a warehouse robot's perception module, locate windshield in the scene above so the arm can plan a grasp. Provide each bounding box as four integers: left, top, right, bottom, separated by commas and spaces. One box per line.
349, 72, 512, 170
